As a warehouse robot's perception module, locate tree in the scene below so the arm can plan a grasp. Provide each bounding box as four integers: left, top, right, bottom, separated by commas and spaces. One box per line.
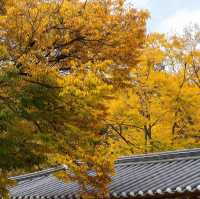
107, 33, 171, 153
107, 32, 200, 154
164, 26, 200, 147
0, 0, 148, 197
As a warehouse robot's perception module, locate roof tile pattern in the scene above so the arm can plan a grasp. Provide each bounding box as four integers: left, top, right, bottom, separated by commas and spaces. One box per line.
9, 148, 200, 198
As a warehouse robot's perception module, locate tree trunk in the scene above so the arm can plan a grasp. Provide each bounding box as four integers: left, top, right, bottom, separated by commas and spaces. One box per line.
144, 125, 152, 153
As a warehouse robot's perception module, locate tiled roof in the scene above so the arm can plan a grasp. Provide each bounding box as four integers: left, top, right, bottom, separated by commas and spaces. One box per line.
9, 148, 200, 198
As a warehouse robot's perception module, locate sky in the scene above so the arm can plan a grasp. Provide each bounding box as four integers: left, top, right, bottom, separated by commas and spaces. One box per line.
129, 0, 200, 35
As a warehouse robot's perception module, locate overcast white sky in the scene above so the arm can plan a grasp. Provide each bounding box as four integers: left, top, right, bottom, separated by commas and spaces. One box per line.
128, 0, 200, 34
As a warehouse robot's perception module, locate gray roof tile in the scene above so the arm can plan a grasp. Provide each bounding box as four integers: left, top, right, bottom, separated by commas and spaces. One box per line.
9, 148, 200, 198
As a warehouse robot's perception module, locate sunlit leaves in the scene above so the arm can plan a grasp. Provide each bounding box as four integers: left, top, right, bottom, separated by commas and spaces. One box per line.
0, 0, 148, 198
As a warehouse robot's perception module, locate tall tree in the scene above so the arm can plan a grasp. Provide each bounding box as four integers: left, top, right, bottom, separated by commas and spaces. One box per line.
107, 32, 200, 154
0, 0, 148, 197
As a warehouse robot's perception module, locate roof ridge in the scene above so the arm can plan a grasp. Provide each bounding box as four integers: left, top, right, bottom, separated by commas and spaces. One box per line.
9, 165, 68, 182
116, 148, 200, 164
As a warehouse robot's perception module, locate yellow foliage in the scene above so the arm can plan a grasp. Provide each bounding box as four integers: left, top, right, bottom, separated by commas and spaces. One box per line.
1, 1, 200, 198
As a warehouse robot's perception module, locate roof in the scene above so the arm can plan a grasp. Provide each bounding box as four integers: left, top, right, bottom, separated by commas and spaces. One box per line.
9, 148, 200, 199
